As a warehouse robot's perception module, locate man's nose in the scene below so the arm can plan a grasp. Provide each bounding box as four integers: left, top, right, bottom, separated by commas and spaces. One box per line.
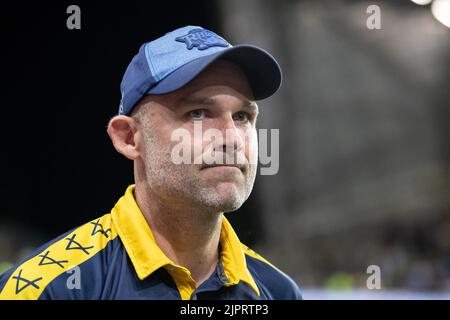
216, 116, 245, 153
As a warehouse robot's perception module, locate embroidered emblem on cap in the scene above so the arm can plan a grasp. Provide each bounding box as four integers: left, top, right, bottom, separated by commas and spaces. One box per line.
175, 28, 229, 50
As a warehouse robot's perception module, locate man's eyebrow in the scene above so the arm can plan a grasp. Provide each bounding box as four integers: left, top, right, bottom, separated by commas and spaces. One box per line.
180, 95, 259, 114
180, 95, 215, 106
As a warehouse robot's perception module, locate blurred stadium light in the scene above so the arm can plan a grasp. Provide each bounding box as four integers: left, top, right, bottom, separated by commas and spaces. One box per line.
431, 0, 450, 28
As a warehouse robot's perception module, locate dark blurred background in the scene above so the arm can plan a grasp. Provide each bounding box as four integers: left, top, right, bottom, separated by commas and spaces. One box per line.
1, 0, 449, 298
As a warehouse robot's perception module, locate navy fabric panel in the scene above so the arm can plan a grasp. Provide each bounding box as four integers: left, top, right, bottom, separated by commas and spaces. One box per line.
245, 254, 302, 300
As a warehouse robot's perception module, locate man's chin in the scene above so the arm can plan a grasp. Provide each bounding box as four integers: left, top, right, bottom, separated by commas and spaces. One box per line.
200, 183, 247, 212
213, 201, 243, 213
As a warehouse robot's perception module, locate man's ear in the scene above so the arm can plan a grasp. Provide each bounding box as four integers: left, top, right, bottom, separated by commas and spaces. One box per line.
107, 115, 140, 160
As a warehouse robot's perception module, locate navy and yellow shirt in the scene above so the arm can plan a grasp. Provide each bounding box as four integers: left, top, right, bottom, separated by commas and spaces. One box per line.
0, 185, 302, 300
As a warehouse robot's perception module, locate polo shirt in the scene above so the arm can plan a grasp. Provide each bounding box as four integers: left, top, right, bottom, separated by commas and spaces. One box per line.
0, 185, 302, 300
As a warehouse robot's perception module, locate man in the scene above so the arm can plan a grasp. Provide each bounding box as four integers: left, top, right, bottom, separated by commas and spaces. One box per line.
0, 26, 302, 300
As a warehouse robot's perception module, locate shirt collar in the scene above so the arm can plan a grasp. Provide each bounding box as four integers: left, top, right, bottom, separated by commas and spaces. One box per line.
111, 185, 260, 296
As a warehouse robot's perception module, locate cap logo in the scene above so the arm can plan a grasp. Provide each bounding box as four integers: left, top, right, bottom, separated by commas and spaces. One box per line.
175, 28, 229, 50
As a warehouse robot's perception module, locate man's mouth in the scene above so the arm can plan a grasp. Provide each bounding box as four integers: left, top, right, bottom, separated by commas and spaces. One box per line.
200, 163, 245, 172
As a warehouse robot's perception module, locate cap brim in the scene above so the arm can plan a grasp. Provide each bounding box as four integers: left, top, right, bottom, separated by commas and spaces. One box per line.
147, 45, 282, 100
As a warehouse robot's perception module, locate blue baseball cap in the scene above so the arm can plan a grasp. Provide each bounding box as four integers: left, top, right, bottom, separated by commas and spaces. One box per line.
118, 26, 282, 115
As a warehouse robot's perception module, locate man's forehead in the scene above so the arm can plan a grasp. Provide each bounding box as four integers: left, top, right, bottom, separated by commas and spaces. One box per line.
180, 93, 259, 113
178, 93, 259, 114
138, 60, 257, 112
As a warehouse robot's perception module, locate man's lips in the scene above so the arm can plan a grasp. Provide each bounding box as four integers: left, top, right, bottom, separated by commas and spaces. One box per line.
200, 164, 245, 172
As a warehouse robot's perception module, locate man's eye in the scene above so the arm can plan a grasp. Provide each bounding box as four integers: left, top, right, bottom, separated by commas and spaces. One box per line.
188, 109, 206, 120
233, 111, 250, 122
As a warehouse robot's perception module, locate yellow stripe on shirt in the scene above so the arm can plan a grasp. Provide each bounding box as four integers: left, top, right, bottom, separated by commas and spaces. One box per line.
0, 214, 117, 300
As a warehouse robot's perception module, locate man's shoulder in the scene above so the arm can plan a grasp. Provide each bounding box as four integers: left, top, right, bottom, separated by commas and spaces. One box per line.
241, 244, 302, 300
0, 214, 119, 300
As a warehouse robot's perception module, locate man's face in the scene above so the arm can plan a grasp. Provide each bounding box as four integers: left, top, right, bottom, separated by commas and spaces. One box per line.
134, 60, 259, 212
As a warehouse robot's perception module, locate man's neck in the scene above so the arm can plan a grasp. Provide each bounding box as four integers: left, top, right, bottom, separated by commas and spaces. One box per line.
134, 182, 222, 287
